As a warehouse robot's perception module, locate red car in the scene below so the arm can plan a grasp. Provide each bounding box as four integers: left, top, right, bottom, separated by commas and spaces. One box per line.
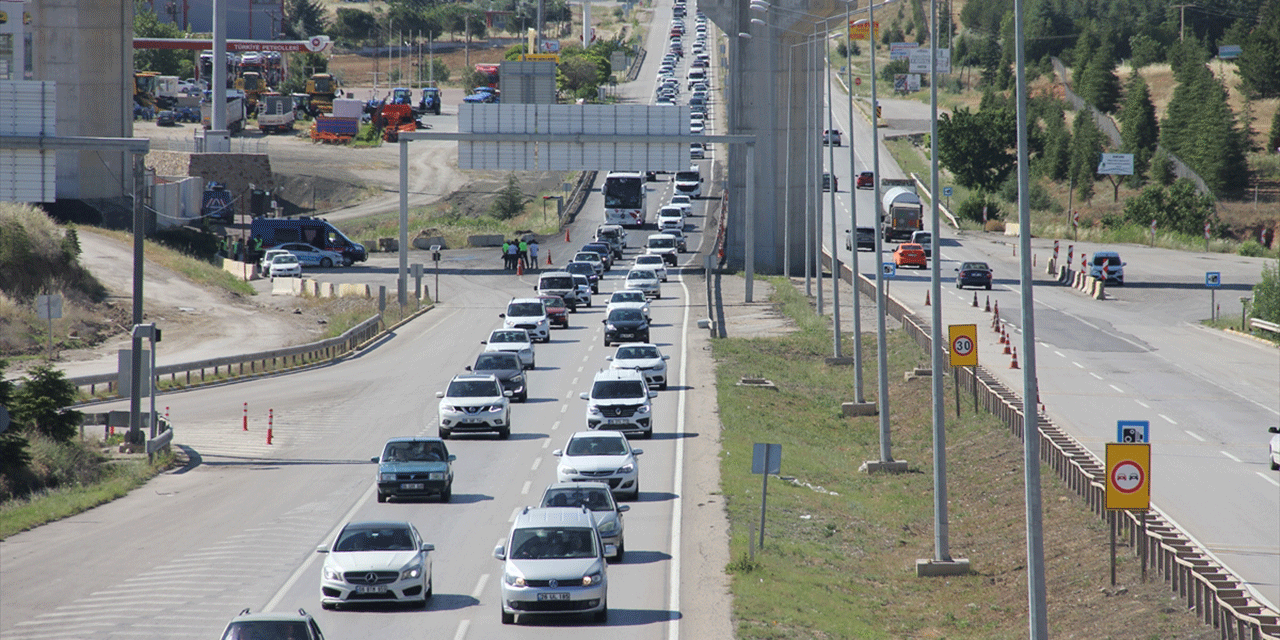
893, 243, 927, 268
856, 171, 874, 190
538, 295, 570, 328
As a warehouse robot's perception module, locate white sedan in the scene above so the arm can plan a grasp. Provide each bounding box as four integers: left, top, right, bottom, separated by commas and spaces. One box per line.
482, 329, 536, 369
606, 289, 652, 320
607, 343, 670, 390
268, 253, 302, 278
318, 521, 434, 609
632, 254, 669, 282
553, 431, 644, 500
625, 269, 662, 299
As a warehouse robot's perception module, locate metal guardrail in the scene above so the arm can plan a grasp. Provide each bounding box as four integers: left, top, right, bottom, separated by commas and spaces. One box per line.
67, 315, 384, 398
829, 252, 1279, 639
1250, 318, 1280, 335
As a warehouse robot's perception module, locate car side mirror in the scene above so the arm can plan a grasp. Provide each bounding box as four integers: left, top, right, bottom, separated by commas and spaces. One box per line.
448, 454, 457, 461
435, 391, 445, 398
552, 449, 563, 456
465, 365, 473, 371
662, 355, 670, 360
316, 546, 329, 554
499, 313, 506, 318
421, 543, 435, 552
480, 340, 488, 345
493, 545, 506, 561
579, 392, 590, 400
605, 356, 614, 361
1270, 427, 1280, 433
617, 505, 630, 513
603, 544, 618, 558
632, 449, 644, 455
953, 268, 959, 272
602, 319, 607, 324
504, 390, 513, 397
649, 391, 658, 398
370, 456, 380, 463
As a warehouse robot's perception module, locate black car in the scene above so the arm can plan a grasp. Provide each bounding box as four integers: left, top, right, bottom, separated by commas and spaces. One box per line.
955, 261, 993, 290
845, 226, 875, 251
565, 261, 600, 293
602, 308, 650, 347
467, 352, 528, 401
580, 243, 614, 270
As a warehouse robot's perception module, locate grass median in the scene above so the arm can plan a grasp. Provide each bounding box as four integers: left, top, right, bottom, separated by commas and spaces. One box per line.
712, 278, 1216, 639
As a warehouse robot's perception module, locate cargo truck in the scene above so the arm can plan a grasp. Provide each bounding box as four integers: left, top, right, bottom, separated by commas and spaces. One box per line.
201, 90, 247, 133
257, 93, 295, 134
881, 186, 923, 242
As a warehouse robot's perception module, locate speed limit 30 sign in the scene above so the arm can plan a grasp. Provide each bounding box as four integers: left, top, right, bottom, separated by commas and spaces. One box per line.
1105, 443, 1150, 510
947, 324, 978, 367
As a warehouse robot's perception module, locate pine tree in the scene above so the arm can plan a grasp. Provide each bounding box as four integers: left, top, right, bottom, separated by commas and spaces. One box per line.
1119, 75, 1159, 186
1160, 64, 1250, 197
1069, 111, 1103, 202
1040, 112, 1071, 181
1269, 108, 1280, 154
1079, 42, 1122, 113
1237, 0, 1280, 98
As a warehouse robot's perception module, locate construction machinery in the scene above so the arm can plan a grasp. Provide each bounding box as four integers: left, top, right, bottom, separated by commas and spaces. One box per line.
235, 71, 267, 111
419, 87, 441, 115
373, 103, 417, 142
201, 89, 247, 134
133, 71, 162, 110
305, 73, 341, 116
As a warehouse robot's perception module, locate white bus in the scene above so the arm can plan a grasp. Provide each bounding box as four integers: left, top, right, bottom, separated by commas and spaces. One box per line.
602, 172, 647, 227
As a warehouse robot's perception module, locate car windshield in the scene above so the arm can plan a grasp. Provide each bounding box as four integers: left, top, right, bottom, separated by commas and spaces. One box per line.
1093, 255, 1120, 266
383, 440, 446, 462
628, 271, 657, 282
567, 263, 594, 275
608, 309, 644, 323
507, 302, 543, 316
272, 255, 298, 264
961, 262, 989, 271
611, 291, 645, 303
447, 379, 500, 397
334, 525, 416, 552
591, 380, 646, 400
221, 621, 311, 640
617, 345, 660, 359
540, 296, 565, 309
660, 208, 681, 218
475, 354, 519, 370
574, 253, 599, 263
541, 276, 574, 289
648, 238, 676, 249
567, 435, 630, 455
489, 331, 527, 344
636, 256, 663, 266
675, 171, 700, 182
670, 196, 691, 205
509, 527, 597, 559
542, 488, 614, 512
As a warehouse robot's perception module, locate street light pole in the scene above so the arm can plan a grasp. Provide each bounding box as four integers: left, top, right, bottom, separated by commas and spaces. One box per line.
826, 30, 842, 357
868, 0, 895, 465
846, 0, 866, 402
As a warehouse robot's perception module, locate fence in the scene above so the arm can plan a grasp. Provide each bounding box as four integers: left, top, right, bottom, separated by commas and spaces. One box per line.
66, 315, 384, 399
831, 252, 1279, 639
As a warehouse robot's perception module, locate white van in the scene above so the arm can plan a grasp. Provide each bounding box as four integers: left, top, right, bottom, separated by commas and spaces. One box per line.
674, 167, 702, 198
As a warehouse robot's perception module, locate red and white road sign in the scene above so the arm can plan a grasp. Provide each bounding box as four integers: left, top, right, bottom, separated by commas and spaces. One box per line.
1105, 443, 1150, 510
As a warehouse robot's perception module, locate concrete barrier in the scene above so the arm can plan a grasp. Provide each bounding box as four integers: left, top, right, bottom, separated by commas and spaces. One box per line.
412, 236, 446, 250
469, 234, 505, 247
337, 283, 370, 298
220, 258, 259, 281
271, 276, 301, 295
378, 238, 399, 252
318, 282, 335, 298
1046, 257, 1056, 275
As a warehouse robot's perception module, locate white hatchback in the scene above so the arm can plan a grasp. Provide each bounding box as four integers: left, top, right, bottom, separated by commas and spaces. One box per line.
554, 430, 644, 498
632, 254, 669, 282
606, 289, 651, 320
625, 268, 662, 299
607, 342, 670, 390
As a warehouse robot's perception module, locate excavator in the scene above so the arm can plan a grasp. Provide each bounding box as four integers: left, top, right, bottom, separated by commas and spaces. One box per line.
304, 73, 341, 117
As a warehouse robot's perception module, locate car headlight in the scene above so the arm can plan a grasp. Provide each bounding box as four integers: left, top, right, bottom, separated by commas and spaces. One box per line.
582, 570, 603, 586
587, 405, 603, 416
400, 562, 423, 580
380, 472, 396, 481
606, 324, 617, 330
596, 520, 618, 535
561, 466, 578, 475
636, 404, 651, 415
619, 463, 634, 473
323, 565, 343, 581
504, 572, 526, 587
485, 405, 502, 413
511, 374, 524, 384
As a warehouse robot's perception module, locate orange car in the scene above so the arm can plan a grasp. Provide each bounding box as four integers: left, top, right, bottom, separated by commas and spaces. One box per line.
893, 243, 928, 268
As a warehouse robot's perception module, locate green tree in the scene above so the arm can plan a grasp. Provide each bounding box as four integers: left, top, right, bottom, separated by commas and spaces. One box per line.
1078, 41, 1122, 113
1121, 179, 1215, 235
282, 52, 327, 95
1253, 260, 1280, 325
1024, 0, 1072, 62
937, 98, 1016, 193
1149, 148, 1175, 186
1119, 75, 1159, 185
1128, 33, 1162, 69
490, 174, 530, 220
0, 359, 32, 499
1038, 109, 1071, 181
133, 5, 191, 77
332, 8, 380, 47
557, 49, 610, 99
281, 0, 328, 40
11, 365, 82, 443
1069, 111, 1104, 202
1269, 107, 1280, 153
1160, 64, 1250, 197
1237, 0, 1280, 98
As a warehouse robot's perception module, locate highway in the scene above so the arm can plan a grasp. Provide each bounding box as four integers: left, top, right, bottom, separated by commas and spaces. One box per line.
812, 63, 1280, 608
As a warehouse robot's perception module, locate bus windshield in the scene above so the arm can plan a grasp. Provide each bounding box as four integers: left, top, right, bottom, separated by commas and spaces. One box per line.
603, 174, 643, 208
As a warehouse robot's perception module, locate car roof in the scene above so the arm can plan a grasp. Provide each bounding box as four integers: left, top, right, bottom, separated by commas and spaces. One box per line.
615, 342, 660, 351
452, 372, 501, 382
899, 243, 923, 249
508, 297, 545, 305
512, 505, 596, 529
592, 368, 646, 382
229, 610, 316, 623
384, 436, 446, 444
543, 480, 612, 493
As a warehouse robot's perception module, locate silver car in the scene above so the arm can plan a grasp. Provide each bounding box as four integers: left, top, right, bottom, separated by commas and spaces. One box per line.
539, 482, 629, 561
625, 268, 662, 299
494, 506, 613, 624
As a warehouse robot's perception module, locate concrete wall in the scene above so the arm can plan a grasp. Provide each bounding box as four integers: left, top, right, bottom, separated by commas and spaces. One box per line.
31, 0, 132, 201
147, 150, 274, 217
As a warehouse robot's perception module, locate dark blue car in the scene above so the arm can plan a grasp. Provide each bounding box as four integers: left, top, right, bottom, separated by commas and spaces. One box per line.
372, 437, 455, 503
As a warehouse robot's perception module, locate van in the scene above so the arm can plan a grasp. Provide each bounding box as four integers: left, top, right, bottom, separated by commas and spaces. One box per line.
535, 271, 580, 310
250, 217, 367, 265
686, 68, 706, 90
674, 167, 702, 198
595, 224, 627, 258
1088, 251, 1125, 284
909, 230, 932, 257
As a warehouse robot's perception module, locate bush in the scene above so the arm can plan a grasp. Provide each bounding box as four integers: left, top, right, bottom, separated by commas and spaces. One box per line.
956, 193, 1002, 223
996, 175, 1056, 211
11, 364, 82, 443
1238, 240, 1266, 257
1252, 260, 1280, 325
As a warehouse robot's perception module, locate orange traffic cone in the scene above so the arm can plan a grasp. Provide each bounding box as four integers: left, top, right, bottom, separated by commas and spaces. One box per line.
1009, 347, 1020, 369
1002, 329, 1012, 355
546, 252, 552, 265
517, 260, 524, 276
565, 229, 571, 242
984, 296, 991, 312
972, 292, 978, 307
925, 291, 931, 306
993, 300, 999, 316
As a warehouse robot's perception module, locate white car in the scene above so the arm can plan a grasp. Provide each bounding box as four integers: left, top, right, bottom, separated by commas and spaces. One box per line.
1270, 429, 1280, 471
268, 253, 302, 278
607, 342, 670, 390
632, 254, 669, 282
656, 206, 685, 233
494, 506, 612, 625
572, 274, 594, 308
625, 268, 662, 299
483, 329, 536, 369
606, 289, 651, 320
436, 373, 512, 439
259, 248, 291, 270
318, 521, 434, 609
553, 430, 644, 499
500, 298, 551, 343
690, 143, 705, 160
668, 194, 693, 213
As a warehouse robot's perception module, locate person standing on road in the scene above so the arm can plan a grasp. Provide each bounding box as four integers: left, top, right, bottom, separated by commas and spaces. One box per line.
506, 240, 519, 271
518, 239, 529, 269
501, 240, 511, 269
528, 239, 539, 270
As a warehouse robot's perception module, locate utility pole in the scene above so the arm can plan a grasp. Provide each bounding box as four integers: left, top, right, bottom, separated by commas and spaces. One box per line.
1171, 4, 1192, 42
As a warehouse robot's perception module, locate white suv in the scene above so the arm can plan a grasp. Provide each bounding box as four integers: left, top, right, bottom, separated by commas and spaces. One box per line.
646, 234, 680, 267
501, 298, 551, 343
580, 369, 656, 438
494, 506, 613, 625
436, 373, 512, 439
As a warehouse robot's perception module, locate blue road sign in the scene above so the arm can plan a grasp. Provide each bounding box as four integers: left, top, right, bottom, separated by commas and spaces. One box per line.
1117, 420, 1150, 443
882, 263, 897, 278
1205, 272, 1221, 287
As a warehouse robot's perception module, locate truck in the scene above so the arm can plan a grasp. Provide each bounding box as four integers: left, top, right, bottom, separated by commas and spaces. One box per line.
257, 93, 295, 134
235, 71, 268, 111
305, 73, 341, 116
880, 186, 923, 242
201, 182, 235, 224
155, 75, 181, 109
201, 90, 247, 133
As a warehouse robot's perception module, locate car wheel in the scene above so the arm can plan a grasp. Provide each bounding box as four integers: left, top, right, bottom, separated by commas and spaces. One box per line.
441, 483, 452, 503
1272, 458, 1279, 471
603, 339, 610, 347
594, 601, 608, 623
501, 609, 515, 625
529, 358, 536, 370
615, 538, 625, 562
655, 292, 662, 299
376, 491, 387, 503
320, 257, 333, 268
518, 390, 528, 402
985, 284, 992, 290
498, 427, 510, 440
628, 481, 640, 501
642, 428, 652, 439
425, 576, 434, 598
438, 427, 451, 440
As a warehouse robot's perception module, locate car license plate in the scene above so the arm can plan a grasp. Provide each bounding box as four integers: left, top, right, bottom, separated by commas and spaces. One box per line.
402, 483, 424, 490
537, 592, 570, 601
619, 333, 634, 339
606, 418, 630, 425
356, 585, 387, 594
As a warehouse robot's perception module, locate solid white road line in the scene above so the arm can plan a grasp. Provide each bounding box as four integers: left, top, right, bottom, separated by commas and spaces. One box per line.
667, 267, 693, 640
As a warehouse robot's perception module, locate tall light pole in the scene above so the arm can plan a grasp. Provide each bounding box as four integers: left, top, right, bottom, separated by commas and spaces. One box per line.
845, 1, 867, 403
